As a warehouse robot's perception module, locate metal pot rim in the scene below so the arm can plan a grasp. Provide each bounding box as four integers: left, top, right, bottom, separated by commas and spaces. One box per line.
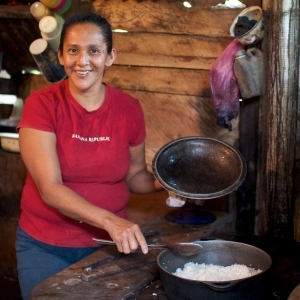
157, 240, 272, 284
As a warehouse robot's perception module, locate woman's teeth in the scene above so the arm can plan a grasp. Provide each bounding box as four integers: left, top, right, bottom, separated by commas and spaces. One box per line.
77, 71, 90, 75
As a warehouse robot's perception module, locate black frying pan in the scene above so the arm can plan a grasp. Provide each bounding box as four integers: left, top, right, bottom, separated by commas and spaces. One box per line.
152, 136, 247, 199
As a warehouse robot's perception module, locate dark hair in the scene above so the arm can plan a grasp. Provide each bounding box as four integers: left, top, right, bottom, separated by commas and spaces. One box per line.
59, 12, 113, 53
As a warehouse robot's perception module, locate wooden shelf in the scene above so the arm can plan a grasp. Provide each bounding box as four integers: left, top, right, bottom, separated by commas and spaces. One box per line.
0, 5, 33, 19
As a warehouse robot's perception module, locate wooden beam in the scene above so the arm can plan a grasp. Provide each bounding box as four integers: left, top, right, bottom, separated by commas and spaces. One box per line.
255, 0, 299, 239
0, 5, 33, 19
236, 98, 259, 235
104, 65, 210, 97
113, 33, 232, 70
93, 0, 244, 37
262, 0, 272, 10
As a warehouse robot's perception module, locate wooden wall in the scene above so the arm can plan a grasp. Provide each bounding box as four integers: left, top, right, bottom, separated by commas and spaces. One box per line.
17, 0, 262, 172
91, 0, 262, 223
93, 0, 255, 167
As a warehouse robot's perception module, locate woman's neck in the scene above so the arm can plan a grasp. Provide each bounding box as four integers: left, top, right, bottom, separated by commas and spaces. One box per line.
69, 83, 106, 112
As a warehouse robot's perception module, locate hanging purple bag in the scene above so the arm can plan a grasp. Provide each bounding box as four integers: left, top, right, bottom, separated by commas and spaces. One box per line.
210, 39, 243, 131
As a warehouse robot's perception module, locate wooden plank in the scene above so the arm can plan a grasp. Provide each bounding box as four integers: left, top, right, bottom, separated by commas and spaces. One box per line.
104, 65, 210, 97
32, 261, 159, 299
81, 249, 160, 282
115, 51, 218, 70
94, 0, 244, 37
134, 279, 166, 300
0, 5, 33, 19
121, 90, 237, 168
262, 0, 272, 10
113, 32, 233, 70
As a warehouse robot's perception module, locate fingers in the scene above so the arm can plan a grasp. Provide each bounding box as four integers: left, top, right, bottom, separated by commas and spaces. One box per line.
110, 221, 147, 254
135, 230, 148, 254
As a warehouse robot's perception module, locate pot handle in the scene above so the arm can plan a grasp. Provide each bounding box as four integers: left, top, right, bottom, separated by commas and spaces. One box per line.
201, 280, 240, 292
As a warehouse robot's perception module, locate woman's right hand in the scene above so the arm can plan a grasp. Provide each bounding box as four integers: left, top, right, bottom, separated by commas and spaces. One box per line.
104, 216, 148, 254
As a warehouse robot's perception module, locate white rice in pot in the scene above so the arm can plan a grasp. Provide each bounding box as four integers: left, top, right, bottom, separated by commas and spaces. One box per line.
173, 263, 262, 281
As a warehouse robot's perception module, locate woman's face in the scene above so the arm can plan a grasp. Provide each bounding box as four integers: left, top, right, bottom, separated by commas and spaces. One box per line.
58, 23, 116, 93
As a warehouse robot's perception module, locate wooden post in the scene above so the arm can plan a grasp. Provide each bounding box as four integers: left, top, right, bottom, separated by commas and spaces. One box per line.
255, 0, 300, 239
294, 50, 300, 241
236, 97, 259, 236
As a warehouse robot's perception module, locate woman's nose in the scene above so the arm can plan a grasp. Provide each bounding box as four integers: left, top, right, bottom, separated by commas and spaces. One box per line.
77, 52, 89, 66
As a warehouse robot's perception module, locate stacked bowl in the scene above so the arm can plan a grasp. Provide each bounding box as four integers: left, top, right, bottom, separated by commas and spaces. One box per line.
40, 0, 71, 14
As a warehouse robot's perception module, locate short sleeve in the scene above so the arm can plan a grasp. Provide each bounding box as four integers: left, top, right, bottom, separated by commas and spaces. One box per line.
129, 99, 146, 147
17, 91, 55, 133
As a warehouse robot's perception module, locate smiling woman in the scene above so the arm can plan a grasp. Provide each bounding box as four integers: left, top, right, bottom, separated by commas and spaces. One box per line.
15, 12, 163, 300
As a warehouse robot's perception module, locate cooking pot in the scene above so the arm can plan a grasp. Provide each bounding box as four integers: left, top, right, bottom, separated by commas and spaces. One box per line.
152, 137, 246, 199
157, 240, 272, 300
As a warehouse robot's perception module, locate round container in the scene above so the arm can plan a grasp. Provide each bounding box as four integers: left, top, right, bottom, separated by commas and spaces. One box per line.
39, 16, 59, 38
158, 240, 272, 300
30, 2, 51, 21
54, 13, 64, 26
230, 6, 264, 45
31, 2, 63, 25
55, 0, 71, 15
152, 137, 247, 200
52, 0, 66, 11
40, 30, 61, 51
40, 0, 62, 9
234, 47, 264, 99
0, 133, 20, 153
29, 38, 66, 83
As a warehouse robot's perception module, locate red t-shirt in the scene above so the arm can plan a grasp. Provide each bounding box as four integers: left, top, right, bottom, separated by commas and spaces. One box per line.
17, 80, 146, 247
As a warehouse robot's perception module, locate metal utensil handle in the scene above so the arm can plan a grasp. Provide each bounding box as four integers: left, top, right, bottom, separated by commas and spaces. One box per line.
147, 244, 167, 250
92, 238, 116, 245
92, 238, 166, 249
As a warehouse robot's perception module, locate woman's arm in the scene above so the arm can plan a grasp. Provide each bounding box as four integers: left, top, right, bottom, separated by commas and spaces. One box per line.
125, 142, 162, 193
18, 127, 152, 254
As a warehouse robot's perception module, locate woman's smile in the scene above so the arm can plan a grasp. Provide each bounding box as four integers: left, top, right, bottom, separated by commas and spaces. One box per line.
75, 70, 92, 76
76, 70, 91, 75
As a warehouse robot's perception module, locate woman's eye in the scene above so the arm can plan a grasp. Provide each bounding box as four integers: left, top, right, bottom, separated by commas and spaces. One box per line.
67, 48, 77, 53
90, 48, 101, 54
